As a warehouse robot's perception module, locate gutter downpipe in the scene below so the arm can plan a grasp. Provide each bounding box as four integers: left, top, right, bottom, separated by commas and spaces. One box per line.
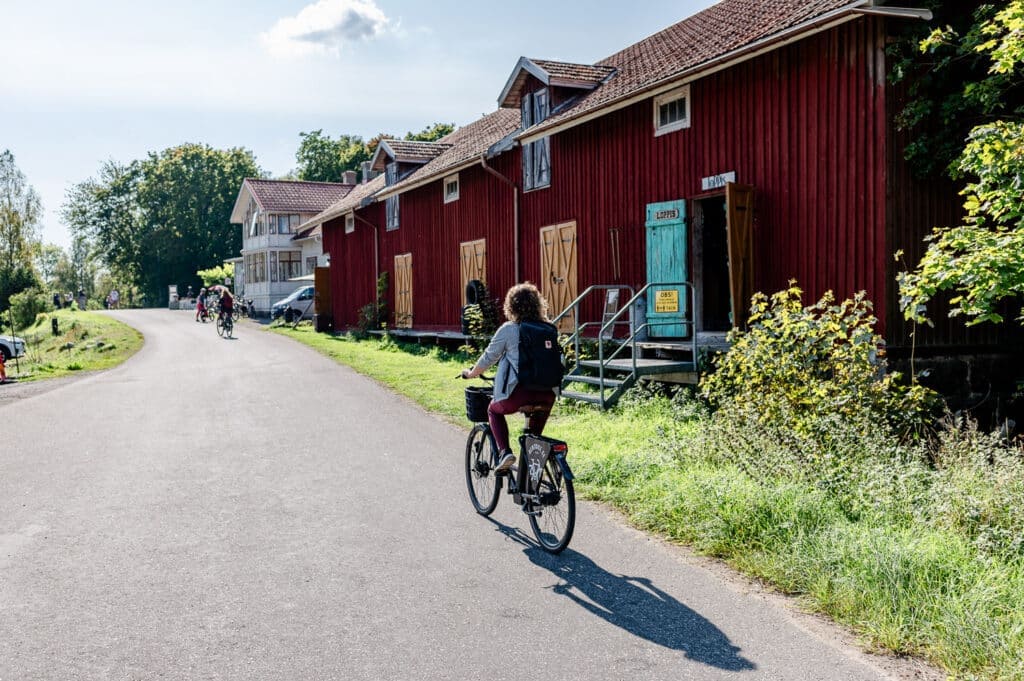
480, 154, 520, 282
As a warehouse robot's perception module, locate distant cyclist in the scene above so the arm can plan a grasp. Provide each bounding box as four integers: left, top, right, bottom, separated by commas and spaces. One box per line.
194, 288, 208, 322
211, 285, 234, 321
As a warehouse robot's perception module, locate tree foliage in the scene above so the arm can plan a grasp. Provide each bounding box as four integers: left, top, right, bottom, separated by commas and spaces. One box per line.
0, 150, 42, 309
898, 1, 1024, 325
404, 122, 455, 142
63, 144, 260, 306
196, 263, 234, 288
295, 130, 371, 182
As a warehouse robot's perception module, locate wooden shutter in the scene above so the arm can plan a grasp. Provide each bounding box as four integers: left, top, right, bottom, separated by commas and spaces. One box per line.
314, 266, 331, 317
394, 253, 413, 328
521, 93, 534, 191
540, 222, 577, 332
459, 239, 487, 302
726, 183, 756, 329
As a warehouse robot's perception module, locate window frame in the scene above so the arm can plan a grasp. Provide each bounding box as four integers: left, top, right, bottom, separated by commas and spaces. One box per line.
653, 84, 691, 136
345, 213, 355, 234
443, 174, 460, 204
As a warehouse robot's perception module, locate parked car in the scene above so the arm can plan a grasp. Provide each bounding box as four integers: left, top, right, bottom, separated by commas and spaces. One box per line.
271, 286, 315, 323
0, 334, 26, 360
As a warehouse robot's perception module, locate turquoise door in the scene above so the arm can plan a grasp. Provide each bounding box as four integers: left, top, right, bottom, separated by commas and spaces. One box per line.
645, 200, 688, 338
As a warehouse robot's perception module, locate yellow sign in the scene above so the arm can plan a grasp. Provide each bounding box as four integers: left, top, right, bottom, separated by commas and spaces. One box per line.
654, 289, 679, 313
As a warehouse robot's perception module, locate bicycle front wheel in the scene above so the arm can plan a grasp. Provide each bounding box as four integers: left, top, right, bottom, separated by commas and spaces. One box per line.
528, 459, 575, 553
465, 424, 500, 515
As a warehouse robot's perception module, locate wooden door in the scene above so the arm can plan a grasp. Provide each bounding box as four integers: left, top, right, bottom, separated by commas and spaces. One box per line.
645, 199, 689, 338
726, 183, 755, 329
394, 253, 413, 328
314, 266, 331, 317
459, 239, 487, 302
540, 222, 577, 332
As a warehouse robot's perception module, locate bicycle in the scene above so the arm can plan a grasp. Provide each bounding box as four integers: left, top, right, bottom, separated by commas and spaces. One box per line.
462, 377, 576, 553
216, 312, 234, 338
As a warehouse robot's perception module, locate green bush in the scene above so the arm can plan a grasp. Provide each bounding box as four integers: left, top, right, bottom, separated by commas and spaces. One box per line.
701, 284, 936, 437
9, 287, 52, 330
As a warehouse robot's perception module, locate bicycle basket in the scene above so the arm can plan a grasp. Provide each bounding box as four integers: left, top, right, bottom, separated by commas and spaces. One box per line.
464, 386, 493, 422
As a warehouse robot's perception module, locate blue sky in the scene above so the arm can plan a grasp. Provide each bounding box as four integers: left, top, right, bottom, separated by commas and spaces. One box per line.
1, 0, 717, 250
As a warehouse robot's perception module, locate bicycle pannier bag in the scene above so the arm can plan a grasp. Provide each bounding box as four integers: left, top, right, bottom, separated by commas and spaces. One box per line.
515, 320, 564, 391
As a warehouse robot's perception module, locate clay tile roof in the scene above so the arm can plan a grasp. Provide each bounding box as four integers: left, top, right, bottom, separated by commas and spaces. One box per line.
378, 109, 522, 198
316, 175, 388, 226
245, 179, 354, 214
530, 59, 616, 84
527, 0, 863, 136
380, 140, 452, 163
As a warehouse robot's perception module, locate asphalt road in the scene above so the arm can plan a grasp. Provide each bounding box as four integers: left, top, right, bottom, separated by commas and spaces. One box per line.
0, 310, 940, 681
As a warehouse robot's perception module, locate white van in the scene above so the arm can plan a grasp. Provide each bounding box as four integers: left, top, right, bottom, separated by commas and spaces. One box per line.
271, 286, 315, 322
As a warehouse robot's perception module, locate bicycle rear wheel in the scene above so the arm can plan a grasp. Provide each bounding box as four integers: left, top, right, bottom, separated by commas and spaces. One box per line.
225, 318, 234, 338
528, 458, 575, 553
465, 424, 500, 515
216, 318, 226, 337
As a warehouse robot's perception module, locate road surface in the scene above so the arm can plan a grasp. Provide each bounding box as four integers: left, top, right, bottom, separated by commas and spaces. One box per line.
0, 310, 939, 680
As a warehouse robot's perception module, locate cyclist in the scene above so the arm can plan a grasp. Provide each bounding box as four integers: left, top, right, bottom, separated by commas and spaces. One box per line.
461, 282, 556, 473
194, 287, 208, 322
212, 285, 234, 321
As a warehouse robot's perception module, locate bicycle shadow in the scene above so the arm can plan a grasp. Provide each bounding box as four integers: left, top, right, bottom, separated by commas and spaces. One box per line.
485, 518, 756, 672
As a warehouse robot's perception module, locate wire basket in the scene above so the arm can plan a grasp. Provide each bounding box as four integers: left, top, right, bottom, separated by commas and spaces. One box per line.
464, 385, 493, 422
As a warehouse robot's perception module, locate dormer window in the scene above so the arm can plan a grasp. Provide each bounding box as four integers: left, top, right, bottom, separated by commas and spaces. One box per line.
654, 84, 690, 136
521, 88, 551, 191
444, 174, 460, 203
345, 214, 355, 234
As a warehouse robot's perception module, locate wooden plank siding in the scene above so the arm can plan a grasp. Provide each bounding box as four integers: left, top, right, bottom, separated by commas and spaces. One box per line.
518, 18, 898, 342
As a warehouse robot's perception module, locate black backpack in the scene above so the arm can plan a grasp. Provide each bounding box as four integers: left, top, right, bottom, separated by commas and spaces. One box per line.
515, 320, 564, 390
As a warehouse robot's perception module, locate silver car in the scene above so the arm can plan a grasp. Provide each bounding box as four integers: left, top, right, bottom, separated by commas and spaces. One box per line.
0, 334, 26, 360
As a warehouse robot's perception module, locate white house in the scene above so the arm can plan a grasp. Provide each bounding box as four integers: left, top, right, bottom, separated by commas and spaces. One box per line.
229, 177, 354, 314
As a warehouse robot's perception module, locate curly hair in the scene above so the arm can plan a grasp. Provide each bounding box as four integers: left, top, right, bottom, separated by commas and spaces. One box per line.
503, 282, 548, 322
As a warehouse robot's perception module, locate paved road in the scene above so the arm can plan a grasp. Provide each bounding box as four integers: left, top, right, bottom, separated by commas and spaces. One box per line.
0, 310, 938, 680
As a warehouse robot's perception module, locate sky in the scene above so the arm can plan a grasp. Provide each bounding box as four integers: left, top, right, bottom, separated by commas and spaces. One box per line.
1, 0, 717, 251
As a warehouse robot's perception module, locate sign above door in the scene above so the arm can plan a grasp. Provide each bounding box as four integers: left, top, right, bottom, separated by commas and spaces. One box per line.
701, 171, 737, 191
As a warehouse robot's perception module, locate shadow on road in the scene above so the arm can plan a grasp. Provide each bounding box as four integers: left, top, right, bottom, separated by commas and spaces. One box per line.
486, 518, 757, 672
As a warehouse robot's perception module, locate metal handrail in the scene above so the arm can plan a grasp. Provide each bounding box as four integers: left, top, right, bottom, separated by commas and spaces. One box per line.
554, 282, 696, 409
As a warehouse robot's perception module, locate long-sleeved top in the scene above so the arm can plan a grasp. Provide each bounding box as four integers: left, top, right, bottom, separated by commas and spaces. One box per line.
472, 321, 520, 401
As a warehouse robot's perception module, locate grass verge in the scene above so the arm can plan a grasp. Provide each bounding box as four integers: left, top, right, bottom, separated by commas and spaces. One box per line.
5, 309, 143, 381
271, 324, 1023, 680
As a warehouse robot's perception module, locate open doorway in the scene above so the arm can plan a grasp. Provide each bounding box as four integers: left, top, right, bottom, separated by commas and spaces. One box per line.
694, 195, 731, 332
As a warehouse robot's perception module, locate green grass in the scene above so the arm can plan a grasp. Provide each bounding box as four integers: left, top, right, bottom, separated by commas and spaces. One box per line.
270, 324, 1024, 680
5, 309, 143, 381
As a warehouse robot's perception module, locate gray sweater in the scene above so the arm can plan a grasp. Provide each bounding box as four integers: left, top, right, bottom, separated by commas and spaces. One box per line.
472, 321, 520, 401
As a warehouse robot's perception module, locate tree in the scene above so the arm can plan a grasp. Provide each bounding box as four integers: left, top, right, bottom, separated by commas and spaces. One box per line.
898, 1, 1024, 325
404, 122, 455, 142
0, 150, 42, 309
295, 130, 370, 182
32, 243, 65, 288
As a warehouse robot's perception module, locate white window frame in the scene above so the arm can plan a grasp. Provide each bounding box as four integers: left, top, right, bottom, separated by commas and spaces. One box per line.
654, 84, 691, 136
443, 174, 460, 203
345, 213, 355, 234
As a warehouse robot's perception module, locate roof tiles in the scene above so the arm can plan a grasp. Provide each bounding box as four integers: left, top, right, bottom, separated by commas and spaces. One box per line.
245, 179, 354, 214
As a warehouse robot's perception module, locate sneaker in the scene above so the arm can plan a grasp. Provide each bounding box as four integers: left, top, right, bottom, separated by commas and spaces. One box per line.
495, 450, 516, 473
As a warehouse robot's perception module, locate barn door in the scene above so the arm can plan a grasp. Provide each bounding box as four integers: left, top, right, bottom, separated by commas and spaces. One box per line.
459, 239, 487, 302
645, 199, 689, 338
726, 183, 755, 329
314, 266, 331, 316
394, 252, 413, 328
540, 222, 577, 332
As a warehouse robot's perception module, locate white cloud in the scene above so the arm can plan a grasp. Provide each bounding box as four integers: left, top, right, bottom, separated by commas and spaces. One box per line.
260, 0, 391, 58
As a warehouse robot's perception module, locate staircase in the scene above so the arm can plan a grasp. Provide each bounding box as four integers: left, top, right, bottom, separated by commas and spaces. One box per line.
552, 283, 702, 409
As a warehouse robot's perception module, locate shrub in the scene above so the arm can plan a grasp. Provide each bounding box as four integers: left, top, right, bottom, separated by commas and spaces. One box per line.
9, 287, 52, 330
701, 284, 936, 438
354, 272, 388, 339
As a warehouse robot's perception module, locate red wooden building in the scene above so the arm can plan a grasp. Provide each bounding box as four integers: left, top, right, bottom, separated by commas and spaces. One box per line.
316, 0, 1020, 405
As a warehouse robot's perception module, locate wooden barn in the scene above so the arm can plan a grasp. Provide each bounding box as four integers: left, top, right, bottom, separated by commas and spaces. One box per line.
316, 0, 1021, 408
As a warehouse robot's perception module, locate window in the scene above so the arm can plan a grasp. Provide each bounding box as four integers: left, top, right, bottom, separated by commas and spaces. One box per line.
345, 214, 355, 234
521, 89, 552, 191
270, 251, 279, 282
654, 84, 691, 136
306, 256, 318, 274
444, 174, 459, 203
279, 251, 302, 281
249, 252, 267, 283
385, 162, 400, 231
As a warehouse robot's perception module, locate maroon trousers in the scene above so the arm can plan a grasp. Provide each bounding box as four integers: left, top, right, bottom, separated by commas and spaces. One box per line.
488, 385, 556, 452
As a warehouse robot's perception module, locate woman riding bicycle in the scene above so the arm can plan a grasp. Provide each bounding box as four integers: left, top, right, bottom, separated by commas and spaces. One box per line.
461, 282, 557, 474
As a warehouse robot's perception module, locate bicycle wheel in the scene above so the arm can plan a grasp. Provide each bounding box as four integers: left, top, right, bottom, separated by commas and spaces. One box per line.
225, 318, 234, 338
465, 424, 500, 515
528, 458, 575, 553
216, 317, 226, 337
